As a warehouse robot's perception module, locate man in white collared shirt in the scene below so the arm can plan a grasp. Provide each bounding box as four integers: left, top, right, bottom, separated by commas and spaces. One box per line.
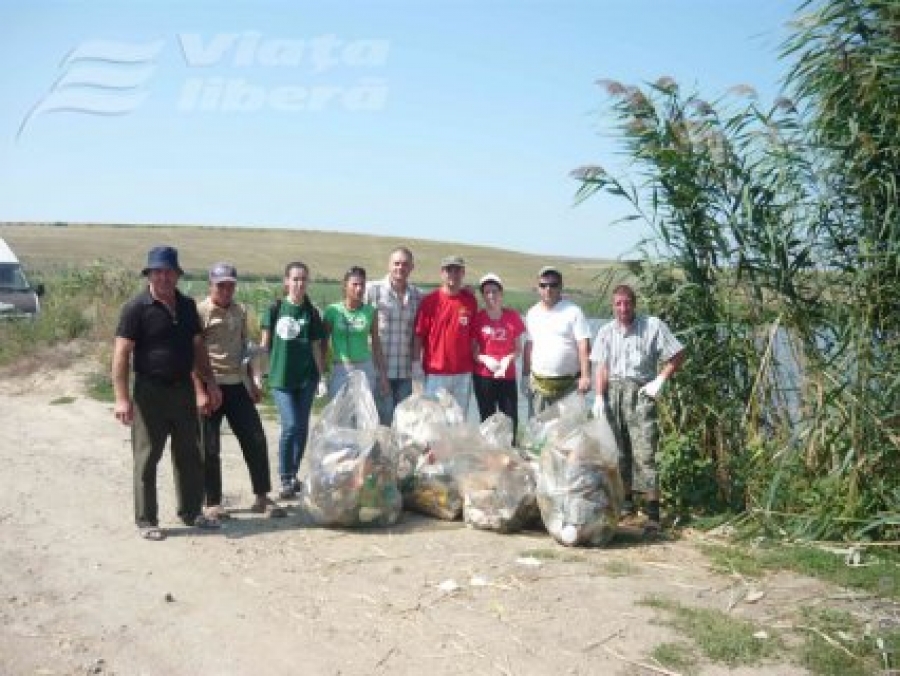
590, 284, 684, 535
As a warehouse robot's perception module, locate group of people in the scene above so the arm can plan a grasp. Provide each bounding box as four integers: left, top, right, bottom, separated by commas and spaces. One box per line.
113, 244, 684, 541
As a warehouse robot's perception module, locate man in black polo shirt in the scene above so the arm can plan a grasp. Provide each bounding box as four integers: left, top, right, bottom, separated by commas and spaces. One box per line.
112, 245, 223, 541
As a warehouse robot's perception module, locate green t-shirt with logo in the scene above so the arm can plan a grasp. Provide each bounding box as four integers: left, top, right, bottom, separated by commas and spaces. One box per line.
262, 298, 324, 389
324, 302, 375, 363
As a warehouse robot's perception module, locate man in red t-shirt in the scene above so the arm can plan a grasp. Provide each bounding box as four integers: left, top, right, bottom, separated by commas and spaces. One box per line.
413, 254, 478, 414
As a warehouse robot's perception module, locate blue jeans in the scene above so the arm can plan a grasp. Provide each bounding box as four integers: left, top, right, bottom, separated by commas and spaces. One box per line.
328, 361, 376, 399
375, 377, 413, 426
272, 382, 317, 487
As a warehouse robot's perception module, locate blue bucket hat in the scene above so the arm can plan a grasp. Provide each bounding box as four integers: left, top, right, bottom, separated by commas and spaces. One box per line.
142, 245, 184, 276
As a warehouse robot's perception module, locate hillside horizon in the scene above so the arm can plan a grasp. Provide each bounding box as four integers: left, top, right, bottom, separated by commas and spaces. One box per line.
0, 221, 622, 293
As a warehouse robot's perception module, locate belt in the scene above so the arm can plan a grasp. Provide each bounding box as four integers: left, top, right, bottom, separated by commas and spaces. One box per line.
531, 372, 579, 397
533, 372, 580, 381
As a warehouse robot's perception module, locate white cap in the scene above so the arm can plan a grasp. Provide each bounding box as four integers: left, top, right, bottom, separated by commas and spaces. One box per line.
478, 273, 503, 290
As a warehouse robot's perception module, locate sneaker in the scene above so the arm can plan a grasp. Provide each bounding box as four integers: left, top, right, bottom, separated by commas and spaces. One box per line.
279, 486, 296, 500
292, 478, 303, 493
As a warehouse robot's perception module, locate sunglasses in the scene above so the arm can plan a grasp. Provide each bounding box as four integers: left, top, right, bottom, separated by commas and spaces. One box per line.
538, 281, 561, 289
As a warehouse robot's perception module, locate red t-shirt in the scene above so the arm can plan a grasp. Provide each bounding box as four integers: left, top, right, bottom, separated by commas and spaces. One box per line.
472, 308, 526, 379
414, 288, 478, 375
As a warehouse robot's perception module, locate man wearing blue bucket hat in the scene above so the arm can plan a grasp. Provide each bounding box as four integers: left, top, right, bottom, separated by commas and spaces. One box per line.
112, 245, 223, 541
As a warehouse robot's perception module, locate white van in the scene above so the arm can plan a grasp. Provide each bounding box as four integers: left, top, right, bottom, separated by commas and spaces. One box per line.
0, 238, 44, 319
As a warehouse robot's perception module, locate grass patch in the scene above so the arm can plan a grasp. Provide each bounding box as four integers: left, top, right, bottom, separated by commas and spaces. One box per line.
599, 559, 640, 577
641, 595, 900, 674
700, 541, 900, 600
687, 512, 740, 531
640, 595, 781, 667
795, 606, 900, 676
700, 542, 766, 578
519, 547, 586, 563
650, 641, 698, 675
85, 371, 114, 403
49, 396, 76, 405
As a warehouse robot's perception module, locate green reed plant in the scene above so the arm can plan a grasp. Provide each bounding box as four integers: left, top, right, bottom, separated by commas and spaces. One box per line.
777, 0, 900, 539
574, 78, 811, 517
574, 0, 900, 539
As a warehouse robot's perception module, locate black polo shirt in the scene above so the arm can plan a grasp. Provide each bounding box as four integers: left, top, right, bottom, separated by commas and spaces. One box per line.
116, 288, 202, 383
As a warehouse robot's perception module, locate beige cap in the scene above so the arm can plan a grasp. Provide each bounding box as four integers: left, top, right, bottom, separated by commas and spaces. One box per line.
441, 255, 466, 268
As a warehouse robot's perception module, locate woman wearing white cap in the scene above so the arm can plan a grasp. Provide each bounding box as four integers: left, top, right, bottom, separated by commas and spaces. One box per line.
472, 273, 526, 443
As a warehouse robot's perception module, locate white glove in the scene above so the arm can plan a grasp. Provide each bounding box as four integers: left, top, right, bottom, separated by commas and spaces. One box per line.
638, 375, 666, 399
519, 376, 532, 397
494, 354, 513, 378
591, 395, 606, 419
316, 380, 328, 399
477, 354, 501, 373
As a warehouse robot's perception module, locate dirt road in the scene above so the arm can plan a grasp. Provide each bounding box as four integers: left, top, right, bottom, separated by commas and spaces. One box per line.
0, 363, 821, 675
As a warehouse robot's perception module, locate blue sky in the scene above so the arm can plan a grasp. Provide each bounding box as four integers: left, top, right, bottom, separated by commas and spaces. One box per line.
0, 1, 797, 259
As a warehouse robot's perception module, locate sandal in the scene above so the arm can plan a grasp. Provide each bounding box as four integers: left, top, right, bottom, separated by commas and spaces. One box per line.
139, 526, 166, 541
192, 514, 221, 530
204, 504, 231, 520
251, 498, 287, 518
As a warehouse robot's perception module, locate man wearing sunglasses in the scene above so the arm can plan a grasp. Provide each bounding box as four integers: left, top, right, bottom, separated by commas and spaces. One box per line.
521, 265, 592, 415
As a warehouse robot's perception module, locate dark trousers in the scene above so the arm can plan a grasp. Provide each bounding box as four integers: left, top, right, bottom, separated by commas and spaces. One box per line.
203, 383, 272, 505
132, 377, 203, 527
472, 373, 520, 444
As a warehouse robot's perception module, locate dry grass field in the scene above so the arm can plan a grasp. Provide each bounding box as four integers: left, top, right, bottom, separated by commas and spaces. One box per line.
0, 222, 619, 293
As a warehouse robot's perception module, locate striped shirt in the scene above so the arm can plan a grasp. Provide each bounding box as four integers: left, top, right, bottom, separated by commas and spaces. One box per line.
365, 276, 423, 379
590, 314, 683, 383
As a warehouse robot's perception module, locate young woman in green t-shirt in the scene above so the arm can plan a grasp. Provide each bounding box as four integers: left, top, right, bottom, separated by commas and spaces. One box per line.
322, 266, 388, 400
261, 261, 327, 499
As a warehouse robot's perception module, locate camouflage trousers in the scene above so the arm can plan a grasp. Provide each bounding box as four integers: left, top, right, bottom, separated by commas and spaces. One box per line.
606, 379, 659, 494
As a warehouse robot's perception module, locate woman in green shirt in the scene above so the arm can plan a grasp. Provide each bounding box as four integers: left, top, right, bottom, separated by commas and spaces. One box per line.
261, 261, 327, 499
323, 266, 388, 400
